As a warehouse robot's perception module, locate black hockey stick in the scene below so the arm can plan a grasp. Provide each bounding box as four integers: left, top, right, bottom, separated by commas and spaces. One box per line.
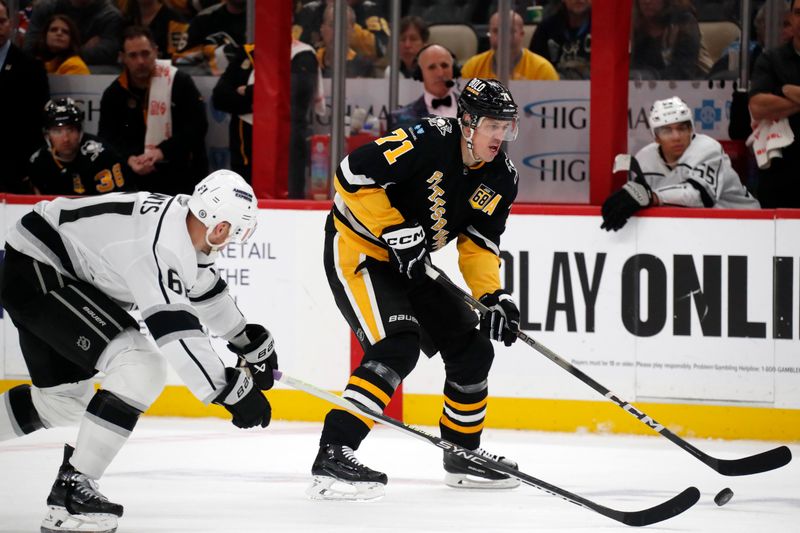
274, 370, 699, 527
424, 263, 792, 477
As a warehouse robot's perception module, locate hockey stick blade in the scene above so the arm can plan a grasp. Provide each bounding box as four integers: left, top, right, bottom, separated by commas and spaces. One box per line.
424, 263, 793, 477
274, 370, 699, 527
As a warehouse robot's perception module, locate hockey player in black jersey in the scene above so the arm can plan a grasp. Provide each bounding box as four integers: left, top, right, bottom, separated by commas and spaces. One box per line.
0, 170, 277, 532
27, 98, 134, 196
311, 78, 523, 501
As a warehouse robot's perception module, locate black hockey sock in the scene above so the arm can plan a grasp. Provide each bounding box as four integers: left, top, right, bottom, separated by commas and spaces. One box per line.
439, 380, 488, 451
320, 361, 402, 450
5, 384, 45, 436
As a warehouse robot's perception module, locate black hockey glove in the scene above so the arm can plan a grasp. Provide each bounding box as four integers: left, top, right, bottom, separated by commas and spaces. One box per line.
214, 367, 271, 429
227, 324, 278, 391
600, 181, 653, 231
479, 290, 520, 347
381, 220, 429, 281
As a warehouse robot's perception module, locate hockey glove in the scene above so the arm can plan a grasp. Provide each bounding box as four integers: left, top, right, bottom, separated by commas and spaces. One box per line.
227, 324, 278, 390
600, 181, 653, 231
214, 367, 271, 429
381, 220, 429, 281
479, 290, 520, 347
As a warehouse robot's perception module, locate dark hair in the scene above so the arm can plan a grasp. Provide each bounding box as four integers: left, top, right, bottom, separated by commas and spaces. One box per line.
0, 0, 8, 16
400, 15, 429, 43
121, 25, 157, 48
633, 0, 698, 27
34, 14, 81, 62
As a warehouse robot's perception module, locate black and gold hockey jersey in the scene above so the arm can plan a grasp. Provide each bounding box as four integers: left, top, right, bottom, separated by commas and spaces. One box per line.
27, 133, 133, 196
330, 116, 518, 299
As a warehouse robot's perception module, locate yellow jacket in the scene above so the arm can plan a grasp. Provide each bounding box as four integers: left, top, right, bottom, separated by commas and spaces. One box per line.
461, 49, 559, 81
45, 55, 90, 75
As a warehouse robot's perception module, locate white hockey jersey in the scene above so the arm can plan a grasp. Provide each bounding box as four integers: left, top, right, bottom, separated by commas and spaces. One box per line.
634, 134, 760, 209
6, 192, 247, 404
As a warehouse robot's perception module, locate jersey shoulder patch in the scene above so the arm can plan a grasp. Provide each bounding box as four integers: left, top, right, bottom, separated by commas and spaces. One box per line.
80, 137, 106, 162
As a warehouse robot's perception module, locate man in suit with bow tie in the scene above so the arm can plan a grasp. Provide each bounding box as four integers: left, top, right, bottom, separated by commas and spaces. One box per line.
389, 43, 460, 130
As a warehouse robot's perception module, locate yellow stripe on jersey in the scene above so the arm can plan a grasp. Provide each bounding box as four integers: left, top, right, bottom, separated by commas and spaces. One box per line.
440, 415, 484, 433
457, 234, 501, 299
334, 173, 404, 238
335, 235, 385, 343
349, 376, 392, 406
444, 396, 488, 412
332, 216, 389, 262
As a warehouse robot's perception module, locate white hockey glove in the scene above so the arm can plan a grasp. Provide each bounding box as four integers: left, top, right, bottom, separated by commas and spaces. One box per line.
479, 290, 520, 346
601, 181, 653, 231
214, 367, 271, 429
227, 324, 278, 390
381, 220, 429, 282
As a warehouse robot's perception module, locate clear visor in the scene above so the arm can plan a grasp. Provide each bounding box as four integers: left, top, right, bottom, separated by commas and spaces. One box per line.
654, 121, 692, 139
475, 117, 519, 142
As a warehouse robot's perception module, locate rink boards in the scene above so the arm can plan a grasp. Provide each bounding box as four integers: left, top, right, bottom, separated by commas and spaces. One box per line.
0, 198, 798, 441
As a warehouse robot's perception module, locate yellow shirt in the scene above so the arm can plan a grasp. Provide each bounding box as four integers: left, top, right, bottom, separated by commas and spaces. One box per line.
461, 49, 559, 81
45, 55, 90, 75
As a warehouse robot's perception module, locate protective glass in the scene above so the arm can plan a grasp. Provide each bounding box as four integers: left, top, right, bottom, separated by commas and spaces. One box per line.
475, 117, 519, 142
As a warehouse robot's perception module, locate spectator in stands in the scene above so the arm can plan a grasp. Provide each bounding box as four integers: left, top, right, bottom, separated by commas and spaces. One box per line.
748, 0, 800, 208
0, 0, 50, 193
709, 1, 792, 79
630, 0, 711, 80
406, 0, 478, 24
461, 10, 559, 80
24, 0, 124, 66
294, 0, 389, 62
165, 0, 217, 19
288, 38, 324, 198
530, 0, 592, 80
389, 44, 460, 130
384, 15, 428, 79
27, 97, 133, 195
212, 43, 255, 183
601, 96, 759, 231
33, 14, 89, 74
186, 0, 247, 49
99, 26, 208, 195
316, 4, 374, 78
120, 0, 189, 60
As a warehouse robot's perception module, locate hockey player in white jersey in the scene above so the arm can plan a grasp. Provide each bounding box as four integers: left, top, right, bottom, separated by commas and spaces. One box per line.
0, 170, 278, 533
601, 96, 760, 231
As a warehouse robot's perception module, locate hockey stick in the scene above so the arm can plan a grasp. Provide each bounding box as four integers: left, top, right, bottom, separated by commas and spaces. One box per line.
273, 369, 699, 527
424, 263, 792, 477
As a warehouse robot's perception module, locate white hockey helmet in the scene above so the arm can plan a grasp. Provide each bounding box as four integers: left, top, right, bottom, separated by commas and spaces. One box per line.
649, 97, 693, 136
188, 170, 258, 250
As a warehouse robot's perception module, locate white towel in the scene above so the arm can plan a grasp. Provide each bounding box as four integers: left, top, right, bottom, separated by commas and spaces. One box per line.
746, 118, 795, 169
144, 59, 177, 151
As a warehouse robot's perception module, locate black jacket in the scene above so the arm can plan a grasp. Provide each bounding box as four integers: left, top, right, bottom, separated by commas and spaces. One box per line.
0, 44, 50, 192
98, 69, 208, 195
212, 45, 254, 181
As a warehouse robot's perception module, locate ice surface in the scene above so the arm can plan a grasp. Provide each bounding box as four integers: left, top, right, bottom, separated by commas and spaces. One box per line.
1, 417, 797, 532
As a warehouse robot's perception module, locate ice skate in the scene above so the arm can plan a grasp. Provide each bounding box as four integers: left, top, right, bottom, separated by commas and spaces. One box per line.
41, 445, 123, 533
307, 444, 388, 501
443, 447, 521, 489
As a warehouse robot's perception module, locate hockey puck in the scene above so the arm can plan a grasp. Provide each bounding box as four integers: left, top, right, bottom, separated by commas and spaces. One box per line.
714, 487, 734, 506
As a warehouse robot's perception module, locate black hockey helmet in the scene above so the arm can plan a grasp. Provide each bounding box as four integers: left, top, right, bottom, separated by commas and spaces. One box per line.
458, 78, 518, 127
44, 97, 85, 130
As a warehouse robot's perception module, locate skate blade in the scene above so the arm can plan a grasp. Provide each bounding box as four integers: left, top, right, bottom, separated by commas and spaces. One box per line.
306, 475, 385, 501
41, 506, 118, 533
444, 472, 521, 490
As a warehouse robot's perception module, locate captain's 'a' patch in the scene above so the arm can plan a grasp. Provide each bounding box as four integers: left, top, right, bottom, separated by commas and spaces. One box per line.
469, 184, 502, 215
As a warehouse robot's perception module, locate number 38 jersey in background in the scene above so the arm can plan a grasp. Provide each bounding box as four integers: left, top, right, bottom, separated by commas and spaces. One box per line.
5, 193, 245, 403
330, 116, 518, 298
27, 133, 133, 196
